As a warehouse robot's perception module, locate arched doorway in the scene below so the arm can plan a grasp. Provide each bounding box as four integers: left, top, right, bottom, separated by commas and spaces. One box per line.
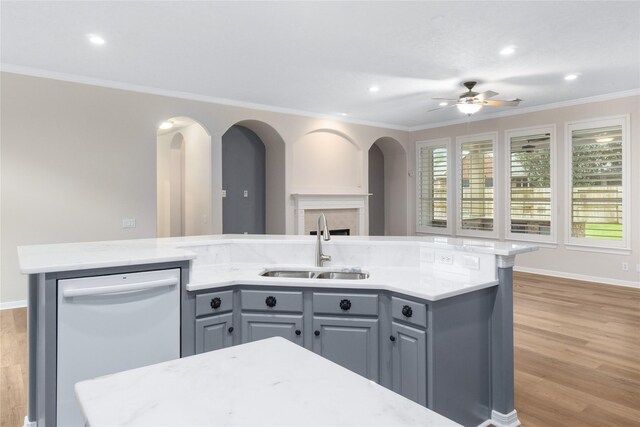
368, 137, 408, 236
157, 117, 212, 237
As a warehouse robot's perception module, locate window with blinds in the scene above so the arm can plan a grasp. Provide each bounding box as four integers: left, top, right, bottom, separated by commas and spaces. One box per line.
417, 141, 448, 231
570, 123, 623, 241
509, 131, 552, 237
460, 138, 494, 232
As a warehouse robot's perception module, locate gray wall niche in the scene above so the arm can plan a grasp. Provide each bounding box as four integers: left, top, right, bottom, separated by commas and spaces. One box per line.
368, 143, 385, 236
222, 125, 266, 234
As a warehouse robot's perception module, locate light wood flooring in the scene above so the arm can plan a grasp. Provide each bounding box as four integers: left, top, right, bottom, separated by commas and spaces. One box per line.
1, 273, 638, 427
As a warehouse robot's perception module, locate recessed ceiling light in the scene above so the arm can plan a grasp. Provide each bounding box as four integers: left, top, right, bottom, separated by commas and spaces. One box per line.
159, 121, 173, 130
500, 46, 516, 56
87, 34, 105, 45
339, 112, 348, 116
439, 102, 448, 107
564, 74, 578, 81
368, 86, 380, 93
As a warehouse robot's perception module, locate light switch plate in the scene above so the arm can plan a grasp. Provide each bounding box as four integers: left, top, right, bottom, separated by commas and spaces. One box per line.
122, 218, 136, 228
222, 190, 226, 198
243, 190, 248, 197
464, 255, 480, 270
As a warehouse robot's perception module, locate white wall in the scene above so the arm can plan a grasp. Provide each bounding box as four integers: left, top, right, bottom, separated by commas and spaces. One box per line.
410, 96, 640, 287
0, 72, 409, 305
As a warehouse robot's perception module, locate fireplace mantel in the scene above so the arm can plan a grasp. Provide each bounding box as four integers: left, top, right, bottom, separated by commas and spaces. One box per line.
291, 193, 370, 236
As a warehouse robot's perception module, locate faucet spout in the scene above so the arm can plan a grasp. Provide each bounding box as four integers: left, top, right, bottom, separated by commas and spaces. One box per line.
316, 213, 331, 267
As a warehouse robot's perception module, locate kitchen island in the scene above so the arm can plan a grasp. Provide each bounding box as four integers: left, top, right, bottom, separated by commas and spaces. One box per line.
19, 234, 536, 427
75, 337, 462, 427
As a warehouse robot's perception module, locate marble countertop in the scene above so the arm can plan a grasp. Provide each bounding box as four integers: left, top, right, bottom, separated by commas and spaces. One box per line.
188, 263, 499, 301
75, 337, 462, 427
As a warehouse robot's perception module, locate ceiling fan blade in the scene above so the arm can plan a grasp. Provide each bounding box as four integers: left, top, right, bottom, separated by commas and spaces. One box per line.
431, 97, 459, 101
476, 90, 498, 101
483, 98, 522, 107
427, 104, 457, 112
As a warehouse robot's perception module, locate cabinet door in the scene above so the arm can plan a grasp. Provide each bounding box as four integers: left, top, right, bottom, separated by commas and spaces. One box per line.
391, 321, 427, 406
312, 316, 379, 382
195, 313, 234, 354
241, 313, 303, 345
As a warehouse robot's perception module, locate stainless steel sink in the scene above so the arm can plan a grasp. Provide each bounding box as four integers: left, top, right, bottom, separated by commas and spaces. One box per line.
259, 269, 369, 280
315, 271, 370, 280
260, 270, 317, 279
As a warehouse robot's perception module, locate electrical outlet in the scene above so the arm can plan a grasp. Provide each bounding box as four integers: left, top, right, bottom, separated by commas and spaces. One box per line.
622, 262, 629, 271
122, 218, 136, 229
464, 256, 480, 270
222, 190, 226, 198
437, 253, 453, 265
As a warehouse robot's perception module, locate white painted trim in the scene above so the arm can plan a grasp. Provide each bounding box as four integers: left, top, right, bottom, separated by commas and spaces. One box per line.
491, 409, 521, 427
410, 89, 640, 131
23, 416, 37, 427
415, 138, 453, 235
1, 299, 27, 310
475, 420, 493, 427
0, 64, 408, 131
564, 244, 632, 256
514, 266, 640, 289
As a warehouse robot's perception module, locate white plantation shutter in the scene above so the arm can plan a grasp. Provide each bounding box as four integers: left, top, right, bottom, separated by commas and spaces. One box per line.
509, 132, 552, 236
417, 142, 448, 230
571, 124, 623, 241
460, 139, 494, 232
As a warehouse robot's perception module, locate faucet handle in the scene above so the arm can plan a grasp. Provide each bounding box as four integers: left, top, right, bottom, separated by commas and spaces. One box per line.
321, 254, 332, 263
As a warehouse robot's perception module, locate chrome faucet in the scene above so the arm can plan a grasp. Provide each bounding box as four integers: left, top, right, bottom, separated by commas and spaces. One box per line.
316, 213, 331, 267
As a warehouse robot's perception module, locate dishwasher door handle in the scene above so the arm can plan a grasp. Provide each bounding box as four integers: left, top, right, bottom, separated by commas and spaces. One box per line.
63, 278, 178, 298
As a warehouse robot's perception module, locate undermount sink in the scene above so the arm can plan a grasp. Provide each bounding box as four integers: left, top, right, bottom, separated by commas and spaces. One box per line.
259, 269, 369, 280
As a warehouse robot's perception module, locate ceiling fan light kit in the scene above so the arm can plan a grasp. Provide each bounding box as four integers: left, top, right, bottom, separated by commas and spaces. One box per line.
432, 81, 521, 116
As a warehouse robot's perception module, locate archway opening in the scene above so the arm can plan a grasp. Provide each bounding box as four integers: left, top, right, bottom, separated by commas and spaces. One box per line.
157, 117, 212, 237
368, 137, 408, 236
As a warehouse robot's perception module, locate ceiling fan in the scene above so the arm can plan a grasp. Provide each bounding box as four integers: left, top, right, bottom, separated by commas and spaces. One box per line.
431, 81, 522, 115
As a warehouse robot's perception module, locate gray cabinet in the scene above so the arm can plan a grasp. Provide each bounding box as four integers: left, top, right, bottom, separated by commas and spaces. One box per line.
239, 288, 304, 345
391, 321, 427, 406
312, 316, 379, 381
241, 313, 303, 344
195, 313, 234, 353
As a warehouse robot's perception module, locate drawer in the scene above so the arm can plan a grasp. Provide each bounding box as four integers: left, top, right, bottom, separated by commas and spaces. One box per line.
241, 289, 303, 312
391, 296, 427, 328
313, 292, 378, 316
196, 290, 234, 317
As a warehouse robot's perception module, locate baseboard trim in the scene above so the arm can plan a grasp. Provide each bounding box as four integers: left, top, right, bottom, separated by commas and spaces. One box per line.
23, 416, 36, 427
514, 266, 639, 289
0, 300, 27, 310
491, 409, 521, 427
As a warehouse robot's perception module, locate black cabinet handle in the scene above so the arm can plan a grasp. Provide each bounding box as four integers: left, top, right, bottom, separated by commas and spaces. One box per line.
339, 299, 352, 311
402, 305, 413, 318
265, 296, 277, 308
295, 329, 301, 336
390, 335, 396, 342
228, 326, 234, 333
210, 297, 222, 310
314, 330, 320, 336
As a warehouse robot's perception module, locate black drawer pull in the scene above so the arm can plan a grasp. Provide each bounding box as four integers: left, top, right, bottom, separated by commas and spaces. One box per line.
210, 297, 222, 310
265, 296, 277, 308
314, 330, 320, 336
295, 329, 301, 336
228, 326, 234, 333
390, 335, 396, 342
401, 305, 413, 318
339, 299, 352, 311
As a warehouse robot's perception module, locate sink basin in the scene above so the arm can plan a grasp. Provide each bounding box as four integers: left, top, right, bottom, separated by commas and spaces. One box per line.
315, 271, 370, 280
259, 269, 369, 280
260, 270, 316, 279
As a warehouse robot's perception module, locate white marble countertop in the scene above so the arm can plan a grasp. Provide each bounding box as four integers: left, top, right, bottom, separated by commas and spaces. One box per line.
75, 337, 462, 427
188, 263, 499, 301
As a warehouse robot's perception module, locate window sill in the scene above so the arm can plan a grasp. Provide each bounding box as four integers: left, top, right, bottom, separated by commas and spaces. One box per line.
565, 244, 631, 256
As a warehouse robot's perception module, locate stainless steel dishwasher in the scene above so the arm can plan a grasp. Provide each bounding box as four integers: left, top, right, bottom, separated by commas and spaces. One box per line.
57, 268, 181, 426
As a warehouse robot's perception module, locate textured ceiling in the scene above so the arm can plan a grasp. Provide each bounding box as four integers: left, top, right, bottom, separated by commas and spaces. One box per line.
1, 1, 639, 129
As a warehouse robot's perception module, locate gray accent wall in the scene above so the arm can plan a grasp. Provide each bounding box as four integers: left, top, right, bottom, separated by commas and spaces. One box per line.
368, 143, 385, 236
222, 125, 266, 234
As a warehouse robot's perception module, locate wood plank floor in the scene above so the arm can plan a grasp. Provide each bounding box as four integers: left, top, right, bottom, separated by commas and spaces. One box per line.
0, 272, 638, 427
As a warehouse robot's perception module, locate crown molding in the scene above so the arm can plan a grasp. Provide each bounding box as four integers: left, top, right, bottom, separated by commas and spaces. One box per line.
2, 63, 638, 134
0, 63, 409, 132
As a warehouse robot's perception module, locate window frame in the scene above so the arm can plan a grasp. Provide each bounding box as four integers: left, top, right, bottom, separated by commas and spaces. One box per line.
504, 125, 557, 244
564, 115, 630, 252
455, 132, 499, 239
416, 138, 453, 235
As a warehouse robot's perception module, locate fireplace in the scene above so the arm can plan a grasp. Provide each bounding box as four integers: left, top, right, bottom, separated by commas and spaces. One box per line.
310, 228, 350, 236
291, 193, 370, 236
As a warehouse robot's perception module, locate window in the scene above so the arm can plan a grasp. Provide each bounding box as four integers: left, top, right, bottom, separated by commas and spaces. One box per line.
506, 126, 555, 242
416, 138, 451, 233
456, 133, 498, 237
566, 116, 629, 250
